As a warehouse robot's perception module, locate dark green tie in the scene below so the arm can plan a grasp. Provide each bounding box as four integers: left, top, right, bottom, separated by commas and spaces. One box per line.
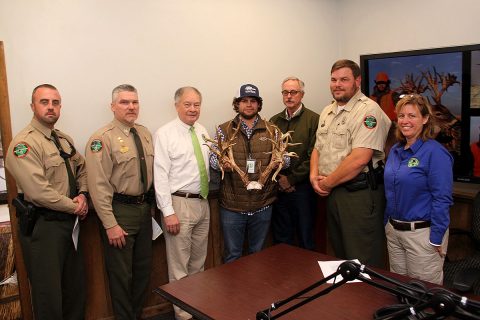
130, 127, 148, 193
190, 126, 209, 199
51, 130, 77, 198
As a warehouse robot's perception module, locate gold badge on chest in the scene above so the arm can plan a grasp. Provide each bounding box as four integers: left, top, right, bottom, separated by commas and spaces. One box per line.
118, 137, 129, 153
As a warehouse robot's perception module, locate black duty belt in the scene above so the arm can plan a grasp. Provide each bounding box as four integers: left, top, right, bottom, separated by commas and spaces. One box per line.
340, 172, 369, 192
389, 218, 431, 231
39, 208, 75, 221
172, 191, 202, 199
17, 193, 74, 221
113, 193, 150, 205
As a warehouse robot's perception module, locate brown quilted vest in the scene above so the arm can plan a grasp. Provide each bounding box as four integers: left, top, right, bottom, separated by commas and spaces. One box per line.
219, 116, 278, 213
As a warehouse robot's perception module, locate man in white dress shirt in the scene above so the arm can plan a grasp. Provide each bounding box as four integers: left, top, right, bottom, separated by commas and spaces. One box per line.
153, 86, 210, 320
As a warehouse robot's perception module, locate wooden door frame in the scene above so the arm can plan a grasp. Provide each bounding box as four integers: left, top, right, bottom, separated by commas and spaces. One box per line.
0, 41, 33, 320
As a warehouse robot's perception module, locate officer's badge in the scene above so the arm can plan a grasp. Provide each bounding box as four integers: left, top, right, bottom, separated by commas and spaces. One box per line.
408, 157, 420, 167
90, 139, 103, 152
120, 146, 129, 153
13, 142, 30, 158
363, 115, 377, 129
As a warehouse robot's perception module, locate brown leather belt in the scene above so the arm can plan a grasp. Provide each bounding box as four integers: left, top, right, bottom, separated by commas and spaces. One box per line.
172, 191, 202, 199
389, 218, 430, 231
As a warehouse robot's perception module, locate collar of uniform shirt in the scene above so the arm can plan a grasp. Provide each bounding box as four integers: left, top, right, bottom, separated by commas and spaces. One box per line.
330, 90, 365, 115
31, 117, 55, 138
113, 118, 135, 136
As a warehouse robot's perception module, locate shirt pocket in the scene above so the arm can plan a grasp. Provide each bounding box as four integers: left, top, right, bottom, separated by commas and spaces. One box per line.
44, 154, 66, 184
113, 151, 137, 179
70, 153, 83, 171
333, 127, 347, 149
316, 126, 328, 151
169, 139, 189, 160
144, 138, 154, 161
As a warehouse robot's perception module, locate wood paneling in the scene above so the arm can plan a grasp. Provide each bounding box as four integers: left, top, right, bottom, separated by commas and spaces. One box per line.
0, 41, 33, 320
81, 195, 222, 319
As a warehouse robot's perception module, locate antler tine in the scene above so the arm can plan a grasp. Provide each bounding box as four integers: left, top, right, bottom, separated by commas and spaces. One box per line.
209, 120, 250, 187
225, 142, 250, 188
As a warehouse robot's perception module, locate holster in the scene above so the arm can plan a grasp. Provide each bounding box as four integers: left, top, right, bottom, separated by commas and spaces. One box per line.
343, 161, 384, 192
343, 173, 369, 192
367, 161, 384, 190
12, 197, 39, 236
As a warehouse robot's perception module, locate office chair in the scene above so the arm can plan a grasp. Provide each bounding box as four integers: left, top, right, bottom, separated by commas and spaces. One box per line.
444, 191, 480, 295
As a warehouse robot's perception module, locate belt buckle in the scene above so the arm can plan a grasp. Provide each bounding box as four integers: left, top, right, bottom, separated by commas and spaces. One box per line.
136, 194, 145, 204
409, 222, 415, 231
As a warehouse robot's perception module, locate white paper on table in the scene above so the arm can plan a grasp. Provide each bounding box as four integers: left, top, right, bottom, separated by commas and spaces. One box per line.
72, 216, 80, 251
318, 259, 371, 283
152, 217, 163, 240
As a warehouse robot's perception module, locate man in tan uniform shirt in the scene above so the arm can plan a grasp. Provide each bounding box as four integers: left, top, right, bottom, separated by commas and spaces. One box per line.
5, 84, 88, 320
85, 84, 154, 319
310, 60, 391, 268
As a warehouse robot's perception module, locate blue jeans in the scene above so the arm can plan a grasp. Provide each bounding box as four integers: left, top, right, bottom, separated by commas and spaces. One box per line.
272, 181, 317, 250
220, 206, 272, 263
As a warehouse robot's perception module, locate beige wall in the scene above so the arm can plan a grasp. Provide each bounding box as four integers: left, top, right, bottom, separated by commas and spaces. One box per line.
0, 0, 337, 152
340, 0, 480, 63
1, 0, 479, 154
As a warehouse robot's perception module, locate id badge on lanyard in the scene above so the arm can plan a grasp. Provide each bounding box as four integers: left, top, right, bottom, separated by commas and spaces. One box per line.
245, 136, 256, 174
246, 155, 256, 174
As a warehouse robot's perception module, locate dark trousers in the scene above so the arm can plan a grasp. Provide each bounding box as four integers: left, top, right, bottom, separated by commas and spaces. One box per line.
220, 206, 272, 263
19, 214, 85, 320
101, 201, 153, 320
272, 181, 317, 250
326, 185, 386, 268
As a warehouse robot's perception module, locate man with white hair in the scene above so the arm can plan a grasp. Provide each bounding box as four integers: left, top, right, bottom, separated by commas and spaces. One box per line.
270, 77, 319, 250
154, 86, 210, 320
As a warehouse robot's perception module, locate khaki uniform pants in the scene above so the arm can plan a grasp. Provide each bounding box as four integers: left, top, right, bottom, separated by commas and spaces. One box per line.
386, 222, 448, 285
162, 196, 210, 320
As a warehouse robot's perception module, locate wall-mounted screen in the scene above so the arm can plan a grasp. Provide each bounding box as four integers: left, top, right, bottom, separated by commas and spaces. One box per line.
361, 44, 480, 183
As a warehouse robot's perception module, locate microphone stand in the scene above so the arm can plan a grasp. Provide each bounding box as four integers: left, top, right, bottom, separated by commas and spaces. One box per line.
256, 261, 361, 320
357, 266, 480, 319
256, 261, 480, 320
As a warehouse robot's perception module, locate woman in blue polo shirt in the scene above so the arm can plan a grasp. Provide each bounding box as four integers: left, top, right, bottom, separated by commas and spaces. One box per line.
384, 94, 453, 285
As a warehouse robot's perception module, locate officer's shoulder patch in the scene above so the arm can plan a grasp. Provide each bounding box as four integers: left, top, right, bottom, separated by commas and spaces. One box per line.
363, 115, 377, 129
13, 142, 30, 158
90, 139, 103, 152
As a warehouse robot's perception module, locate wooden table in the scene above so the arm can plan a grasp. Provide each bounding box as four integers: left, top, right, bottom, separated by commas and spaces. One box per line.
155, 244, 414, 320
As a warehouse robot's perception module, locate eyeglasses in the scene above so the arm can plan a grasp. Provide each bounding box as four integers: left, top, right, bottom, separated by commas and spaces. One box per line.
281, 90, 302, 97
399, 93, 425, 100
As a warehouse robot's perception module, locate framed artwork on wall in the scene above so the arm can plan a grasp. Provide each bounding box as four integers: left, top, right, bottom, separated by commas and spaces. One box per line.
360, 44, 480, 183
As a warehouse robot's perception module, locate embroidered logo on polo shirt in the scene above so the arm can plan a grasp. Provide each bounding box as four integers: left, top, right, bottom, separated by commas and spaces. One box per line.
90, 139, 103, 152
363, 115, 377, 129
408, 157, 420, 167
13, 142, 30, 158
